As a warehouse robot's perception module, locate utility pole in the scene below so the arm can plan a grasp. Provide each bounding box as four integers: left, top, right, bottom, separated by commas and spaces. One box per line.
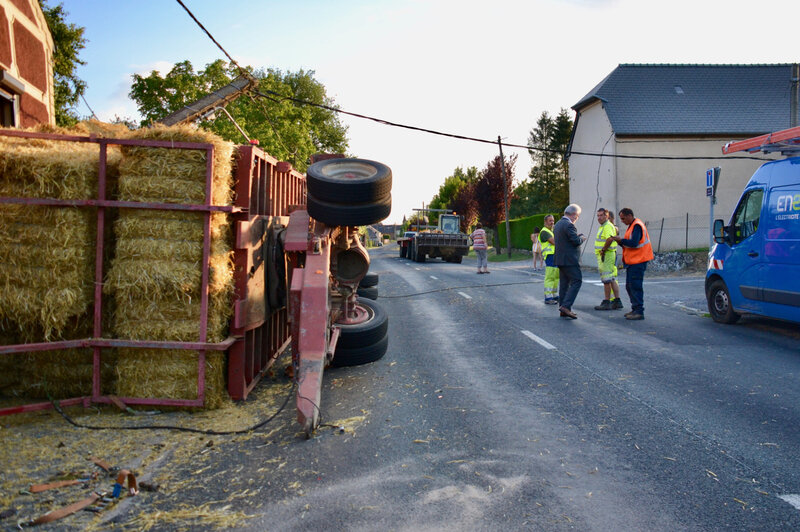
498, 136, 511, 258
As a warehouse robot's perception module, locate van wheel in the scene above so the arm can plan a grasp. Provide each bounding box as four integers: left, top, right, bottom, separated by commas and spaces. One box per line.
707, 279, 740, 324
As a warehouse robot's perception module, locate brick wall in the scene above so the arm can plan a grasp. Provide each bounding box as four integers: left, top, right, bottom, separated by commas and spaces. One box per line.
0, 0, 54, 126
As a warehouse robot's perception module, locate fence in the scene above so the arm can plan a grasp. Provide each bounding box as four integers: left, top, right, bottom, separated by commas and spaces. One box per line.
643, 213, 709, 252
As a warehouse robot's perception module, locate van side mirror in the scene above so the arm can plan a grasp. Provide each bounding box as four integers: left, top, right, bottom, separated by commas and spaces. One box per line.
712, 219, 727, 244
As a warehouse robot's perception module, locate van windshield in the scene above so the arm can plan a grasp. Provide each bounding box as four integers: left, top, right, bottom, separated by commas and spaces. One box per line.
731, 188, 764, 243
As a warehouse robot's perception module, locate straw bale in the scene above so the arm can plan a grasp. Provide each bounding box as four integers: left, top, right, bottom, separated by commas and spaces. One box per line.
115, 349, 227, 409
107, 125, 235, 409
119, 124, 234, 205
0, 128, 121, 339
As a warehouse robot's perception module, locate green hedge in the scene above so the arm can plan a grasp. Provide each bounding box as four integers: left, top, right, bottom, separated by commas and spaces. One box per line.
497, 212, 559, 249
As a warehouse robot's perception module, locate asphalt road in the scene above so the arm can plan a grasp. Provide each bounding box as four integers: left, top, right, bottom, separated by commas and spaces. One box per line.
100, 246, 800, 531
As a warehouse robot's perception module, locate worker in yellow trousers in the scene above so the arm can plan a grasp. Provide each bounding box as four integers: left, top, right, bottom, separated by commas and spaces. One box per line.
540, 214, 559, 304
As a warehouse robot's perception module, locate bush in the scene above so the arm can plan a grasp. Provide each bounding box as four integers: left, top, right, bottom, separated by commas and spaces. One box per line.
498, 213, 559, 249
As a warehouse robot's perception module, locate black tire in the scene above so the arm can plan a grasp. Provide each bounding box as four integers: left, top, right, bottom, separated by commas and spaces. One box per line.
307, 193, 391, 226
361, 272, 379, 288
453, 255, 462, 264
336, 298, 387, 349
408, 242, 416, 261
357, 286, 378, 300
307, 158, 392, 203
331, 334, 388, 367
415, 246, 426, 263
399, 245, 407, 258
707, 279, 741, 324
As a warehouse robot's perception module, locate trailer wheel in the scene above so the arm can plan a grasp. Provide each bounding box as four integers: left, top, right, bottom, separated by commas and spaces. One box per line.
357, 286, 378, 300
361, 272, 379, 288
307, 193, 391, 226
332, 334, 389, 367
707, 279, 741, 324
453, 255, 462, 264
399, 245, 407, 258
307, 158, 392, 203
408, 242, 416, 261
414, 247, 426, 263
335, 298, 388, 350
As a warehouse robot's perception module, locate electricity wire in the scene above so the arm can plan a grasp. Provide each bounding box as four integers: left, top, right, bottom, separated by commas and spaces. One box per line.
80, 93, 98, 120
176, 0, 771, 163
50, 381, 297, 435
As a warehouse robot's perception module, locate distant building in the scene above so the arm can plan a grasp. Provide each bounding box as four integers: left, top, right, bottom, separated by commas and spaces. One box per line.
568, 63, 797, 260
0, 0, 55, 127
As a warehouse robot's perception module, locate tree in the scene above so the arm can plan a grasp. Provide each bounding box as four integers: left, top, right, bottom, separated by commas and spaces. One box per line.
428, 166, 478, 225
450, 181, 477, 232
475, 154, 516, 253
510, 109, 573, 217
128, 60, 349, 172
40, 1, 87, 126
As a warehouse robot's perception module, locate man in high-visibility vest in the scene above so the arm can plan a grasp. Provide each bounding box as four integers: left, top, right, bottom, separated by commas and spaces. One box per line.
539, 214, 559, 304
609, 207, 654, 320
593, 208, 623, 311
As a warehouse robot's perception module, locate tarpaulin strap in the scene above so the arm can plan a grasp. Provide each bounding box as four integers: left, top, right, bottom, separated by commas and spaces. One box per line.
29, 492, 101, 525
89, 456, 113, 472
112, 469, 138, 498
29, 479, 82, 493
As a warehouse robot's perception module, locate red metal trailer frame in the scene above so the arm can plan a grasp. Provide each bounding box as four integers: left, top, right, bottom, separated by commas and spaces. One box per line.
0, 130, 304, 415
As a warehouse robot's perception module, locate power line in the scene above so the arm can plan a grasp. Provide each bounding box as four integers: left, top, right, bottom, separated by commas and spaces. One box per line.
80, 93, 98, 120
176, 0, 770, 163
174, 0, 253, 82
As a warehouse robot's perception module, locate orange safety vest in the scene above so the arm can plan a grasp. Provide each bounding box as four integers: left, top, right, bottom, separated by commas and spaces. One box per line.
622, 218, 654, 265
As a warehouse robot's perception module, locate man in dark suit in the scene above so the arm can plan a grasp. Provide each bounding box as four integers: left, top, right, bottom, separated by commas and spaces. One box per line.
553, 204, 586, 319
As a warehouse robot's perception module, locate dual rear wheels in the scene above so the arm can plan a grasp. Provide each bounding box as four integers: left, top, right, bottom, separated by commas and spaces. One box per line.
333, 297, 388, 367
306, 159, 392, 226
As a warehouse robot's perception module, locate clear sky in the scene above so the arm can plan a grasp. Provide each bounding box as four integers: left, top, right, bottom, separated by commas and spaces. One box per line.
62, 0, 799, 224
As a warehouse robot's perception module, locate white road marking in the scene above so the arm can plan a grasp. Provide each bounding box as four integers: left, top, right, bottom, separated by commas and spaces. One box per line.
430, 275, 438, 280
778, 494, 800, 510
589, 281, 604, 287
415, 268, 421, 271
457, 291, 472, 300
521, 330, 556, 350
672, 301, 705, 314
645, 278, 705, 285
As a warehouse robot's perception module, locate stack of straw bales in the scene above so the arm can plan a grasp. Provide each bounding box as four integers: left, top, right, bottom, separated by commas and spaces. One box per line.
105, 125, 235, 408
0, 123, 236, 408
0, 125, 121, 397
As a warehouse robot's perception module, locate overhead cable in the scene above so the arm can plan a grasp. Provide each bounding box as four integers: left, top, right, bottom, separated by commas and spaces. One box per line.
176, 0, 770, 163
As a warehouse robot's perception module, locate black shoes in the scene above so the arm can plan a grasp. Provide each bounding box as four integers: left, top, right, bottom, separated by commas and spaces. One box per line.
594, 300, 612, 310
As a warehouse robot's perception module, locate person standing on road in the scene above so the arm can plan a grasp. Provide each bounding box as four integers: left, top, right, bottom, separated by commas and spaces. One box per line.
594, 208, 623, 311
554, 204, 586, 319
531, 226, 543, 271
609, 208, 654, 320
470, 222, 489, 274
539, 215, 559, 304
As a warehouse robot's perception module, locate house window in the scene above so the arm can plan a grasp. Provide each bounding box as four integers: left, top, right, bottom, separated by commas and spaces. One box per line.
0, 89, 15, 126
0, 70, 25, 127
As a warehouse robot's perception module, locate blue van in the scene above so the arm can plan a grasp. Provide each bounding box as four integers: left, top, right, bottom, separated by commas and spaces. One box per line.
706, 156, 800, 324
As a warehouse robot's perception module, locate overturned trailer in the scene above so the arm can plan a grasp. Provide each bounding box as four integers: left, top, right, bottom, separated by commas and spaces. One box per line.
0, 127, 391, 437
